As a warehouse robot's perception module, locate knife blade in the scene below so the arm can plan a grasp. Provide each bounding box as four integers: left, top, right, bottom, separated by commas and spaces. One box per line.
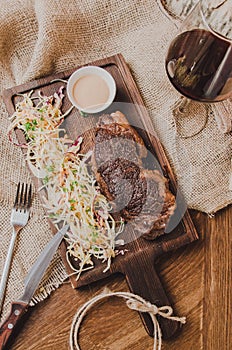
0, 224, 69, 350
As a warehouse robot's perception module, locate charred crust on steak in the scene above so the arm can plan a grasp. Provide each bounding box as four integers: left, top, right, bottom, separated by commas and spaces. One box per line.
96, 111, 147, 160
131, 170, 176, 239
93, 111, 176, 240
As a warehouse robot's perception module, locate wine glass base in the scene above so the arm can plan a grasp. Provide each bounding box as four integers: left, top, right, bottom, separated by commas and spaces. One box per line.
172, 99, 208, 139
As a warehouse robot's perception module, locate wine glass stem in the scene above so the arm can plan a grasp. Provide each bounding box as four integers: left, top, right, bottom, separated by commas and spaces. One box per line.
172, 97, 208, 138
174, 97, 191, 114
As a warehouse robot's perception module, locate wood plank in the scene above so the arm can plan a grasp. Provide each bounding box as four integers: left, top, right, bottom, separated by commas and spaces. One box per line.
204, 206, 231, 350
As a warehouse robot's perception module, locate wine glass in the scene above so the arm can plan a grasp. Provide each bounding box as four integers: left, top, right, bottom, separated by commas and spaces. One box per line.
165, 0, 232, 138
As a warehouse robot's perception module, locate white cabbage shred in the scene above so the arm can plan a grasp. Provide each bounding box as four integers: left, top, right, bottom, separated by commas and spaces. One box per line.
8, 88, 124, 280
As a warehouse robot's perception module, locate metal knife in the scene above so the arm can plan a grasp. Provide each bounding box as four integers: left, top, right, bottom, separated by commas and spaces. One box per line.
0, 224, 69, 350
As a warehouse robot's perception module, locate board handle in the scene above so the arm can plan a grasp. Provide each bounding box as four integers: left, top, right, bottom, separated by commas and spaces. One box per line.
121, 254, 182, 339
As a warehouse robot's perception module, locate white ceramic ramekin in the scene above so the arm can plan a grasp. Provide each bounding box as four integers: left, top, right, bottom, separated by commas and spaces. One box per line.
67, 66, 116, 114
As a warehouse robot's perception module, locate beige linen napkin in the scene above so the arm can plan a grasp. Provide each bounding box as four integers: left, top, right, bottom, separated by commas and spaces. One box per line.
213, 100, 232, 134
213, 102, 232, 191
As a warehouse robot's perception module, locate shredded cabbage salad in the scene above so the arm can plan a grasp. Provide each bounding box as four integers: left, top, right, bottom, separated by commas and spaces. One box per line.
8, 87, 124, 279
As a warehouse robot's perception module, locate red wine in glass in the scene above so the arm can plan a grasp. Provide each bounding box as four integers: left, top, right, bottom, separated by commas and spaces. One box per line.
166, 28, 232, 103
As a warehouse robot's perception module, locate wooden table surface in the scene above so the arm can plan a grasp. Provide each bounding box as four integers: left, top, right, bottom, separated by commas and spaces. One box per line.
10, 205, 231, 350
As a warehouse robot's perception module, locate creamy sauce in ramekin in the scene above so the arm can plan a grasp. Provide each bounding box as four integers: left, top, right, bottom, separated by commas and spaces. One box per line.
72, 74, 110, 110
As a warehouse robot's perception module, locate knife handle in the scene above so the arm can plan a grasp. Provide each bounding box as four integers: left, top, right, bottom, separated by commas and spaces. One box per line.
0, 301, 28, 350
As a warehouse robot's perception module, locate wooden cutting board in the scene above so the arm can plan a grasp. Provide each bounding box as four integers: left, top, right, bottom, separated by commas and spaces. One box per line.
3, 53, 198, 339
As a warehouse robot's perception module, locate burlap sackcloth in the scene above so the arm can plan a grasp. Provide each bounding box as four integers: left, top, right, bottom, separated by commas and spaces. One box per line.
0, 0, 231, 319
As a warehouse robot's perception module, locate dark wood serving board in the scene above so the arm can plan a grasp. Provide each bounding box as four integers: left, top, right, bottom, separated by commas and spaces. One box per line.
3, 54, 198, 339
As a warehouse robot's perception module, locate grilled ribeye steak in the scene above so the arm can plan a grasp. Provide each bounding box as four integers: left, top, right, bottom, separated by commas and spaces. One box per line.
93, 111, 176, 239
94, 112, 147, 168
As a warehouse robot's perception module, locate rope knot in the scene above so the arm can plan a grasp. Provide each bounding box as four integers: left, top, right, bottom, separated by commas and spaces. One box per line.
126, 299, 159, 315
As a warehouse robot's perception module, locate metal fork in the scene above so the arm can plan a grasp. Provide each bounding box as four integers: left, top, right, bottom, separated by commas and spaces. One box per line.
0, 182, 32, 314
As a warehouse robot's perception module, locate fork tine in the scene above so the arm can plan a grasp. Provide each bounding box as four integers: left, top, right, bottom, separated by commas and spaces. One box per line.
27, 184, 32, 208
23, 183, 28, 207
13, 182, 21, 208
19, 183, 24, 208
